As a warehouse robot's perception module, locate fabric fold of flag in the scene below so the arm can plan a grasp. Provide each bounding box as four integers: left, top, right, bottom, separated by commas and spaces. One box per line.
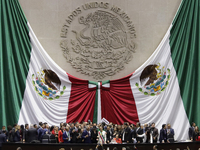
0, 0, 31, 127
170, 0, 200, 126
101, 76, 139, 125
1, 0, 200, 142
66, 75, 96, 123
128, 25, 190, 141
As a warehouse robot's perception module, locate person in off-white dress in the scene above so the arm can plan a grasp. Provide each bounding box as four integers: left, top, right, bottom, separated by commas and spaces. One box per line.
97, 126, 107, 145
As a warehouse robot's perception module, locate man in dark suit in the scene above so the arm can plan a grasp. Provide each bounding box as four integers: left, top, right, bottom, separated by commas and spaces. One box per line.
82, 125, 91, 143
0, 131, 6, 150
91, 126, 98, 143
11, 123, 17, 142
167, 123, 175, 143
70, 126, 77, 143
38, 123, 44, 142
27, 124, 38, 143
121, 122, 131, 143
135, 122, 143, 143
42, 124, 50, 138
189, 122, 196, 141
63, 127, 71, 143
130, 125, 137, 143
0, 126, 7, 141
106, 125, 113, 144
144, 123, 150, 143
24, 124, 29, 142
150, 123, 158, 143
159, 124, 169, 143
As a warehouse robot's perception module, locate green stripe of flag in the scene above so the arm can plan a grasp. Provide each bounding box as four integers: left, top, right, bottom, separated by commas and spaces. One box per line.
170, 0, 200, 126
0, 0, 31, 128
89, 80, 110, 123
89, 81, 98, 123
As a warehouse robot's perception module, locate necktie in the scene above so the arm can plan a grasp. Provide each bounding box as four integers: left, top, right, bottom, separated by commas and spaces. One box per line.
67, 132, 70, 141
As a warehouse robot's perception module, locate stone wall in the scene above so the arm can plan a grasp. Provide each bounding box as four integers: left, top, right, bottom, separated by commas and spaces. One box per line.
19, 0, 181, 81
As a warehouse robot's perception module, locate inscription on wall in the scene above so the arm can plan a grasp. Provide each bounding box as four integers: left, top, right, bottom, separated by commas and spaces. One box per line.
60, 2, 136, 79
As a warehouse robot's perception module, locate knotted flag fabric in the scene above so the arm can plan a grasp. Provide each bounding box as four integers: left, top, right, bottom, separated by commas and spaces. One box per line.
1, 0, 199, 142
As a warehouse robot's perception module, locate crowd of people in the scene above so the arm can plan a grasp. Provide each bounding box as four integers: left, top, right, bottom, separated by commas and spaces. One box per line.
0, 121, 200, 145
1, 121, 200, 150
0, 121, 179, 146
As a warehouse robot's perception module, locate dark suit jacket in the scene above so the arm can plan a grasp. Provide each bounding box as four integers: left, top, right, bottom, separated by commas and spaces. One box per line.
106, 130, 111, 143
136, 127, 143, 143
37, 127, 43, 141
167, 128, 174, 136
151, 127, 158, 143
189, 127, 195, 141
24, 129, 28, 142
76, 133, 83, 143
7, 130, 12, 142
0, 133, 6, 147
13, 130, 20, 142
10, 128, 15, 142
131, 129, 136, 143
27, 128, 38, 143
159, 129, 167, 143
117, 130, 122, 139
0, 130, 7, 140
21, 129, 25, 141
91, 130, 97, 143
0, 130, 6, 135
122, 127, 131, 142
70, 129, 77, 143
42, 128, 49, 138
82, 130, 91, 143
167, 128, 174, 142
63, 131, 70, 143
144, 127, 150, 143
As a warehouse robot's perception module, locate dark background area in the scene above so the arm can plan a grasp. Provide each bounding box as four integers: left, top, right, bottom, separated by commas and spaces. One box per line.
3, 142, 200, 150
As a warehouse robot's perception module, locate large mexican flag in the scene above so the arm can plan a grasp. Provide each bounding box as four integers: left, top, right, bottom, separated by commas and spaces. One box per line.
0, 0, 199, 141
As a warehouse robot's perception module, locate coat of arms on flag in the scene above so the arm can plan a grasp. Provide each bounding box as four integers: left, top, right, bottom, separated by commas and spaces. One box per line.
135, 63, 170, 96
32, 69, 66, 100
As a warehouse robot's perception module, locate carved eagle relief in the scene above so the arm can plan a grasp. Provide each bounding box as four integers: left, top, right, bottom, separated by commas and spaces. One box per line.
72, 10, 128, 52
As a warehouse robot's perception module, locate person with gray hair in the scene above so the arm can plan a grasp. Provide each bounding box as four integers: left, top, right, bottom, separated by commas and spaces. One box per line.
30, 124, 34, 128
82, 125, 91, 143
26, 124, 38, 143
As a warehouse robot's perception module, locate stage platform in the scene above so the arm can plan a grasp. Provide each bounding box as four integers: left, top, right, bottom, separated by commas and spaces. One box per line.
2, 142, 200, 150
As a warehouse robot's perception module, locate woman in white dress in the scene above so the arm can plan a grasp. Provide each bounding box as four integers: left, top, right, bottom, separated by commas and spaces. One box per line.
97, 126, 107, 144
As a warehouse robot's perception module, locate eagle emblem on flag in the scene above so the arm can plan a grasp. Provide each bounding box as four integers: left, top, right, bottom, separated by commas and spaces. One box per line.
32, 69, 66, 100
135, 63, 170, 96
